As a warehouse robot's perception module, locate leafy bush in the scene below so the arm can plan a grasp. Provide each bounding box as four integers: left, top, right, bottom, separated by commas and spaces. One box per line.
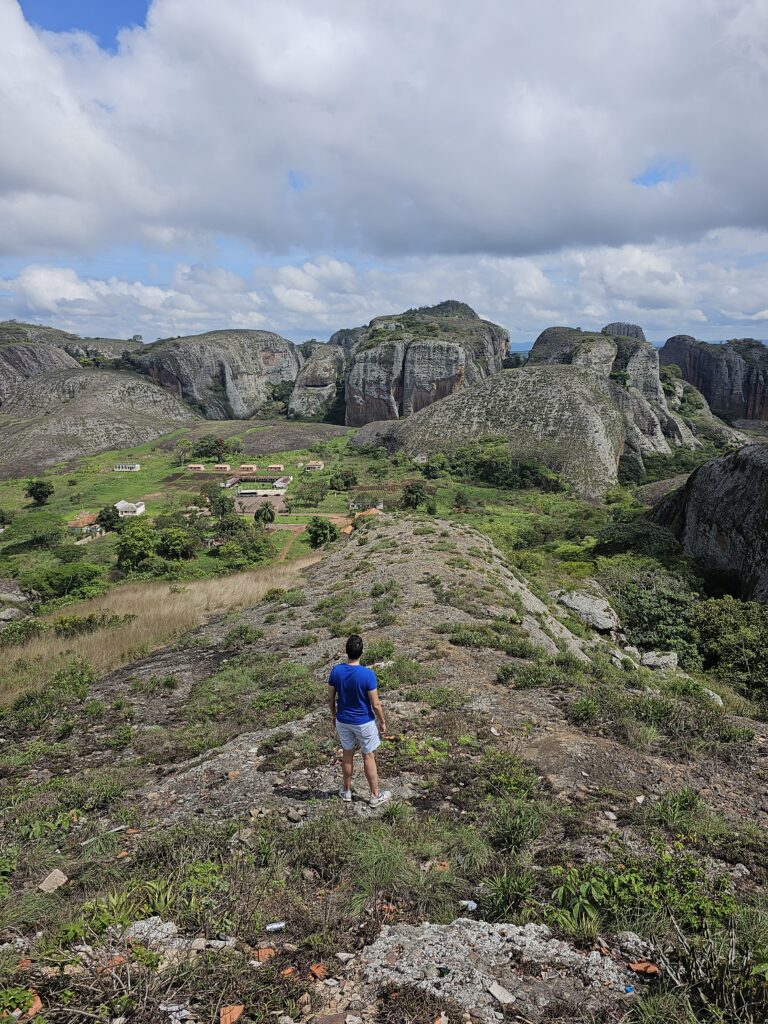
597, 558, 701, 666
22, 561, 104, 600
306, 516, 340, 548
0, 618, 44, 648
441, 619, 540, 659
361, 639, 394, 665
694, 596, 768, 699
595, 520, 682, 560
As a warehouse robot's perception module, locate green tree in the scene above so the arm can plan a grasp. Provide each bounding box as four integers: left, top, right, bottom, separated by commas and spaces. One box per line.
25, 479, 54, 506
117, 520, 157, 569
294, 479, 329, 507
401, 481, 428, 509
22, 562, 103, 600
199, 483, 235, 518
695, 596, 768, 698
306, 516, 340, 548
172, 439, 193, 467
254, 501, 276, 526
189, 434, 229, 461
330, 468, 358, 491
156, 527, 197, 560
96, 505, 121, 533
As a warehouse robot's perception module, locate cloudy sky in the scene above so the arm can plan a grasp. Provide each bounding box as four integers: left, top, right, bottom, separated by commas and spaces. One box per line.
1, 0, 767, 347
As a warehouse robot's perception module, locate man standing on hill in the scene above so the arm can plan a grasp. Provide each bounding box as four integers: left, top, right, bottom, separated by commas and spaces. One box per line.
327, 634, 391, 807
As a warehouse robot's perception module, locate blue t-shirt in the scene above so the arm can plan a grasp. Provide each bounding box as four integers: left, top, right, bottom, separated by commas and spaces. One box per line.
329, 663, 377, 725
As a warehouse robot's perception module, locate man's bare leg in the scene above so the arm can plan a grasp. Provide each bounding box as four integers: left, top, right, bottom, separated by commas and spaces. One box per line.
342, 748, 354, 792
362, 751, 379, 798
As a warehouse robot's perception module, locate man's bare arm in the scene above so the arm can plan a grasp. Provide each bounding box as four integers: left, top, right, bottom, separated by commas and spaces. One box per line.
369, 689, 386, 733
327, 684, 337, 727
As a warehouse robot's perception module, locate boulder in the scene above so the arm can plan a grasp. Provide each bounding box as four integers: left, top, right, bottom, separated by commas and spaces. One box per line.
0, 607, 25, 622
640, 651, 679, 671
652, 444, 768, 601
558, 591, 620, 632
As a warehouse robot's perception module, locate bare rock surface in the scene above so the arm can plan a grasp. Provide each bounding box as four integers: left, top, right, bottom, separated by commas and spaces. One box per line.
129, 329, 303, 419
0, 368, 196, 477
0, 342, 79, 403
660, 334, 768, 422
653, 442, 768, 600
343, 301, 508, 427
289, 343, 346, 419
360, 918, 634, 1022
557, 590, 620, 632
353, 365, 625, 498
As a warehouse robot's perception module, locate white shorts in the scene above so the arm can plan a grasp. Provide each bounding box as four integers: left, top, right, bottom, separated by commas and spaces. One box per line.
336, 718, 381, 754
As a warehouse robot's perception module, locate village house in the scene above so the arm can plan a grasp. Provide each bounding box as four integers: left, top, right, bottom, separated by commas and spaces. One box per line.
115, 500, 146, 517
267, 463, 284, 472
274, 475, 293, 489
113, 463, 141, 472
305, 460, 325, 472
187, 463, 205, 472
66, 512, 104, 538
348, 498, 385, 512
219, 476, 239, 489
213, 463, 231, 472
239, 464, 258, 473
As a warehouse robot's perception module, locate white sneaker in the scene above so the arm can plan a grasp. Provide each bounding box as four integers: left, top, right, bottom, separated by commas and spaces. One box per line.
369, 789, 391, 808
338, 787, 352, 802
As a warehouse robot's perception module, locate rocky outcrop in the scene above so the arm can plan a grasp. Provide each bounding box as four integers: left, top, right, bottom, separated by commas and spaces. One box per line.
0, 368, 196, 477
602, 321, 647, 342
353, 365, 625, 498
653, 443, 768, 600
528, 324, 702, 471
129, 330, 303, 419
344, 301, 509, 426
660, 335, 768, 422
287, 342, 346, 420
557, 591, 620, 632
0, 343, 80, 403
0, 320, 82, 347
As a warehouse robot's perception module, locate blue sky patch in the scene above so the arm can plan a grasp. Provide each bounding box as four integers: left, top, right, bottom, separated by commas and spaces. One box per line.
19, 0, 149, 50
632, 157, 693, 188
287, 169, 310, 192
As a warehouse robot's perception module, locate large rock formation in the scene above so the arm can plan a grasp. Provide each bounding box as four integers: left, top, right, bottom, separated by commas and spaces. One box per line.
0, 368, 196, 476
527, 324, 702, 474
652, 443, 768, 601
0, 343, 80, 403
343, 301, 509, 426
287, 342, 346, 420
129, 330, 303, 419
353, 365, 625, 498
659, 335, 768, 422
0, 321, 142, 362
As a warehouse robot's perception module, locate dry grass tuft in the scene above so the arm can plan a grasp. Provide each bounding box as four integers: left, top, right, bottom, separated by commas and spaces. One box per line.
0, 555, 319, 707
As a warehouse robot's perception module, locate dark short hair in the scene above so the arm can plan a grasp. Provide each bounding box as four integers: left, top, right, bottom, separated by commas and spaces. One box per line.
346, 634, 364, 660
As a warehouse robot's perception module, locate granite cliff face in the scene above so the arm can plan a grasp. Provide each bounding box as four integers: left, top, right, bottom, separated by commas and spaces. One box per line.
659, 335, 768, 422
653, 444, 768, 600
353, 365, 625, 498
130, 330, 303, 419
0, 343, 80, 403
527, 324, 700, 472
287, 342, 346, 420
343, 301, 509, 427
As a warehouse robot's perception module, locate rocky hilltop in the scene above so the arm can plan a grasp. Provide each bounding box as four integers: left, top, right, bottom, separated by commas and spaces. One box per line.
0, 368, 196, 476
354, 365, 625, 498
342, 301, 509, 426
0, 342, 80, 403
0, 320, 142, 361
653, 443, 768, 600
129, 329, 303, 418
660, 335, 768, 422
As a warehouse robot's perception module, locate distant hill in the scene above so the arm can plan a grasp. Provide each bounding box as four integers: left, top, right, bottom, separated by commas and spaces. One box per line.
0, 368, 196, 476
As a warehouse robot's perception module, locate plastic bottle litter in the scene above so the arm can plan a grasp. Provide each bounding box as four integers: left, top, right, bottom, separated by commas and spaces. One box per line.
459, 900, 478, 912
624, 985, 635, 994
265, 921, 286, 932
